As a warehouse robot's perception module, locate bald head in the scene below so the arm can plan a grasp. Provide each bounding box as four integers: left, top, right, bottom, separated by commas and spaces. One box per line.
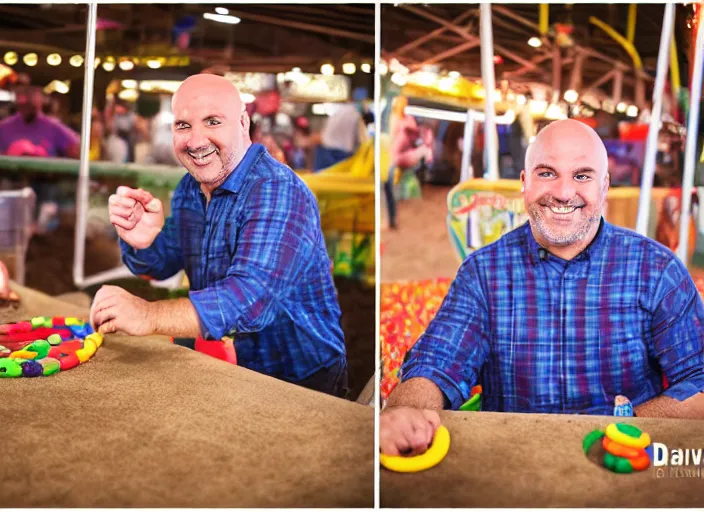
172, 73, 243, 114
525, 119, 608, 181
171, 74, 251, 197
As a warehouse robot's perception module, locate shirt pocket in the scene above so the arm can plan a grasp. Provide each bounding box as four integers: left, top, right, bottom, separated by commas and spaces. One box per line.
597, 303, 649, 399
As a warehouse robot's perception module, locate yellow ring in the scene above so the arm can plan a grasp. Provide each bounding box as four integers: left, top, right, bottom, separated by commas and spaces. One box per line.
605, 423, 650, 449
380, 425, 451, 473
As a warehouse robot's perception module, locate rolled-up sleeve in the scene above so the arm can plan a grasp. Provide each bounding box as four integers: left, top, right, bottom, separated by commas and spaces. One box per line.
120, 216, 184, 281
400, 257, 491, 409
649, 258, 704, 401
189, 178, 315, 340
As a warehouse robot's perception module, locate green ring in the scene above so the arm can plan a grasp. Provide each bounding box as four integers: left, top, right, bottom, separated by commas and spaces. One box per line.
583, 429, 604, 454
604, 452, 634, 473
615, 423, 642, 438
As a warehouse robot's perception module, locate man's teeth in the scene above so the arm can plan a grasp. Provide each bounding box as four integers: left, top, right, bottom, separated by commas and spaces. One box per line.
189, 150, 215, 159
549, 206, 576, 214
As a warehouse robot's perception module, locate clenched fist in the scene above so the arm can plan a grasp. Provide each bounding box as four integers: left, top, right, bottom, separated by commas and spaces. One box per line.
380, 406, 441, 456
109, 186, 164, 250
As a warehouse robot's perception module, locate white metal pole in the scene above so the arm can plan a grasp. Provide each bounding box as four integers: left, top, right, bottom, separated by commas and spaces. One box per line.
635, 3, 674, 236
480, 3, 499, 181
73, 3, 97, 287
677, 11, 704, 263
461, 110, 475, 182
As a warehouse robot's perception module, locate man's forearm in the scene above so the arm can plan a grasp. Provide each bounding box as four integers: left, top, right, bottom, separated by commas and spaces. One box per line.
386, 377, 446, 411
634, 392, 704, 419
147, 298, 203, 338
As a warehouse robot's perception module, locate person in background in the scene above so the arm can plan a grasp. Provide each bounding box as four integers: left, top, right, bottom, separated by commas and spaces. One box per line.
249, 119, 286, 164
314, 102, 368, 171
0, 83, 79, 158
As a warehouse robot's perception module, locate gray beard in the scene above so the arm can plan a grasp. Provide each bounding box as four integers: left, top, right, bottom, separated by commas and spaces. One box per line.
529, 205, 600, 246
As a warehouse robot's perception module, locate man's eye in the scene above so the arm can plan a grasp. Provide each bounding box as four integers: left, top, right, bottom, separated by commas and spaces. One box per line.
206, 119, 220, 126
175, 123, 189, 130
575, 174, 591, 181
538, 171, 554, 178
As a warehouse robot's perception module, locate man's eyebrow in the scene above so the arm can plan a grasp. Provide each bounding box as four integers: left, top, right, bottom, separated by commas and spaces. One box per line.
531, 163, 556, 173
572, 167, 596, 174
173, 118, 189, 125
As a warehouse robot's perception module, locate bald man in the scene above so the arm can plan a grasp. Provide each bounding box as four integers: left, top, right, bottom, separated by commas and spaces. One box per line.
91, 74, 347, 396
380, 119, 704, 456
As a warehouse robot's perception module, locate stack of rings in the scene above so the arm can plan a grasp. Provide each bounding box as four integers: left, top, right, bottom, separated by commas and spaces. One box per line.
583, 423, 652, 474
0, 316, 103, 378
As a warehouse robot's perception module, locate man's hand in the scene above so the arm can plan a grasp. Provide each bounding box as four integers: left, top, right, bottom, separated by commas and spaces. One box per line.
90, 285, 154, 336
109, 186, 164, 249
380, 406, 441, 456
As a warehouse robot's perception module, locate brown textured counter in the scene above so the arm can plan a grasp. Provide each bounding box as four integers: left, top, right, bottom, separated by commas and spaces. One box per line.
381, 410, 704, 507
1, 284, 373, 507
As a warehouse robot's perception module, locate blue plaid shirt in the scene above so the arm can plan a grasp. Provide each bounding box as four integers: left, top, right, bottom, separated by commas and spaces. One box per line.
120, 143, 346, 381
401, 220, 704, 414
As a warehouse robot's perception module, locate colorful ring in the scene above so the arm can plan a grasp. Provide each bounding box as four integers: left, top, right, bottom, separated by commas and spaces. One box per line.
605, 423, 650, 449
602, 436, 647, 459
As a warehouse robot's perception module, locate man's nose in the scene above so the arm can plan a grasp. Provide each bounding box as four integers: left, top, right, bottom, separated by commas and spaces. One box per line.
552, 176, 576, 203
187, 126, 209, 150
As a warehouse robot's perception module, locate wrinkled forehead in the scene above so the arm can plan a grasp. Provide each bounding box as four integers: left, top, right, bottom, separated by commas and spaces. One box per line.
172, 90, 240, 121
527, 130, 608, 174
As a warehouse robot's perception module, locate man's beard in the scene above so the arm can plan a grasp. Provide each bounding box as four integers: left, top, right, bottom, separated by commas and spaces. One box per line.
528, 198, 601, 246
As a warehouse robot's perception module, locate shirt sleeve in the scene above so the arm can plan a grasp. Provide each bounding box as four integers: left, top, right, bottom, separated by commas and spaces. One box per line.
120, 215, 184, 281
189, 178, 316, 340
400, 256, 491, 409
648, 257, 704, 401
52, 121, 80, 157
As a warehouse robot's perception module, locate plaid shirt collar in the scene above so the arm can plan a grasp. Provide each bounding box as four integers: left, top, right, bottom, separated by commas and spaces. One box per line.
525, 216, 609, 267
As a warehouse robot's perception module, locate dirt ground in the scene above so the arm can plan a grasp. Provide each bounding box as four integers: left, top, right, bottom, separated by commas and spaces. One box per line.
8, 224, 374, 401
381, 184, 461, 283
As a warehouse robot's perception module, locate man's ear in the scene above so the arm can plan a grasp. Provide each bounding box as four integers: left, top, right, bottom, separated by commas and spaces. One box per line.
241, 110, 251, 141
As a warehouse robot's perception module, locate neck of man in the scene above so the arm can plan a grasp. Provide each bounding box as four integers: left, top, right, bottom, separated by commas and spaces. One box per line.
531, 218, 601, 261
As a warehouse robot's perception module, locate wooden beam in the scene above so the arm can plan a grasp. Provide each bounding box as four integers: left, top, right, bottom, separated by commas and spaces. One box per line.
392, 9, 475, 57
400, 5, 477, 42
226, 9, 374, 43
503, 53, 552, 78
411, 39, 481, 69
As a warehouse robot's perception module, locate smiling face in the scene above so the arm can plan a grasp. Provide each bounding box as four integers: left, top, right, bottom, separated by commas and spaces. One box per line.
521, 119, 610, 258
171, 74, 251, 196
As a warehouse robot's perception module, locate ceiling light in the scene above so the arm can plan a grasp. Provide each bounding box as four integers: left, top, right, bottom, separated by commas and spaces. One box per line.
563, 89, 579, 103
626, 105, 639, 117
147, 59, 162, 69
23, 53, 38, 67
47, 53, 61, 66
121, 79, 137, 89
448, 70, 460, 78
616, 102, 627, 113
215, 7, 229, 15
342, 62, 356, 75
102, 60, 115, 72
119, 60, 134, 71
3, 52, 18, 66
203, 13, 241, 24
528, 37, 542, 48
320, 63, 334, 76
69, 55, 84, 67
361, 63, 371, 73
